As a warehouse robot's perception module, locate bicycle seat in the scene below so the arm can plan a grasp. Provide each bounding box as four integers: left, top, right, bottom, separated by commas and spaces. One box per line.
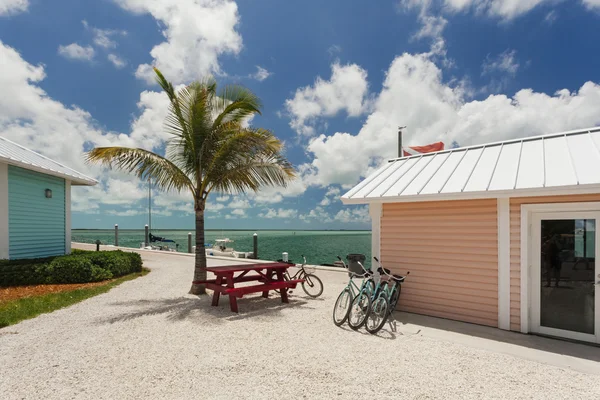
377, 267, 391, 275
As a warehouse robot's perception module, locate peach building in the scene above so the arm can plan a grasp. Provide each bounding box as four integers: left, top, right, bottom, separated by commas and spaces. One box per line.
342, 127, 600, 344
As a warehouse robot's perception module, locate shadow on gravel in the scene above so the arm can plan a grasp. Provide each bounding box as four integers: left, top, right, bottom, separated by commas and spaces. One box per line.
397, 312, 600, 363
336, 324, 398, 340
98, 293, 313, 325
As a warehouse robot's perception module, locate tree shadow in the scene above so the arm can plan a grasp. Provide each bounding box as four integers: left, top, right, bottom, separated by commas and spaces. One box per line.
98, 293, 312, 325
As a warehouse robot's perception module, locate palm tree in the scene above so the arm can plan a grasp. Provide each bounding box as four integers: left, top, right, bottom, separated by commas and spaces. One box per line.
87, 68, 296, 295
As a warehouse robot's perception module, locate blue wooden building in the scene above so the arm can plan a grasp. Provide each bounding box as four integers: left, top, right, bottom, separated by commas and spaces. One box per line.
0, 137, 97, 260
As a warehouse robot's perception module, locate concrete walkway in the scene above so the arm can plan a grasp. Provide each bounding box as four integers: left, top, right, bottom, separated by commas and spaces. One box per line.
1, 244, 599, 399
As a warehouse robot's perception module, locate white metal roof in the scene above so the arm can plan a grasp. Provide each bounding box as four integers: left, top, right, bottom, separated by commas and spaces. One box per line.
0, 136, 97, 186
342, 127, 600, 204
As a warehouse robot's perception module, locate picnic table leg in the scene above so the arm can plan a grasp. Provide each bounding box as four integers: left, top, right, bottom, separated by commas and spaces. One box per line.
211, 275, 223, 307
226, 274, 238, 313
276, 269, 289, 304
262, 270, 273, 298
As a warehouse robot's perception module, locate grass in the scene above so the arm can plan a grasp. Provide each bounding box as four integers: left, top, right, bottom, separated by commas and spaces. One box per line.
0, 268, 150, 328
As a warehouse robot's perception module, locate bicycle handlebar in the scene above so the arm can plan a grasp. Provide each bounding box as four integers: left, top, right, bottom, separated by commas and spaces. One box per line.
372, 256, 409, 279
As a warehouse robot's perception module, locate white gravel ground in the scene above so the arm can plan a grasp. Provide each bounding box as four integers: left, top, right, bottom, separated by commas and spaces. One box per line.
1, 247, 600, 400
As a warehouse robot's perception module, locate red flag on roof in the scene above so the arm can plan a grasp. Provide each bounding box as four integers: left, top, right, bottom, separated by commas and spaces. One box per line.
403, 141, 444, 157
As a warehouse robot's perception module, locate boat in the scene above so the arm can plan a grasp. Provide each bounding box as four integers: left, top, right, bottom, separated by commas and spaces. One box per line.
139, 179, 178, 252
195, 238, 254, 258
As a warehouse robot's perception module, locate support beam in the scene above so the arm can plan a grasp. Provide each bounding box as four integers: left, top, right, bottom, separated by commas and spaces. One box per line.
497, 198, 511, 330
0, 163, 8, 259
369, 203, 382, 262
65, 180, 71, 255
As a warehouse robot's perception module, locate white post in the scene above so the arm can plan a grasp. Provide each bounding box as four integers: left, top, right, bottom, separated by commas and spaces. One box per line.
369, 203, 382, 263
144, 224, 149, 247
114, 224, 119, 247
188, 232, 192, 253
65, 180, 71, 255
0, 163, 9, 259
497, 198, 511, 330
253, 233, 258, 259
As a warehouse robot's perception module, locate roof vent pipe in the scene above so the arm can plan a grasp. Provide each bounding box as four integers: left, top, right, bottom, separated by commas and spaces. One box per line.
398, 126, 406, 157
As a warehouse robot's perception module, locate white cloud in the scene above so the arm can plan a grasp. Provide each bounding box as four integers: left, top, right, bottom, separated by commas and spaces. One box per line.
0, 0, 28, 16
319, 186, 341, 206
249, 174, 309, 204
582, 0, 600, 8
259, 208, 298, 219
443, 0, 554, 19
300, 206, 333, 223
228, 198, 251, 209
284, 62, 370, 136
251, 66, 271, 81
82, 20, 127, 49
115, 0, 242, 84
0, 40, 180, 214
58, 43, 95, 61
544, 10, 558, 23
482, 49, 519, 76
106, 209, 144, 217
334, 206, 370, 223
205, 202, 225, 212
303, 51, 600, 188
327, 44, 342, 56
226, 208, 247, 219
216, 195, 230, 202
108, 54, 127, 69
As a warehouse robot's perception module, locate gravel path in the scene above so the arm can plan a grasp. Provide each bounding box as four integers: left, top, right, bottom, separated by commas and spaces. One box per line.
1, 248, 600, 400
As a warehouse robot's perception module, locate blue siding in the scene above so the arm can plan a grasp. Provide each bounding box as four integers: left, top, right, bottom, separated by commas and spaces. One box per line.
8, 166, 65, 259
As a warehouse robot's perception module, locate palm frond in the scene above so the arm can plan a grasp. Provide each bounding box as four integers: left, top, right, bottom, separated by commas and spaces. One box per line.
212, 84, 262, 129
203, 128, 296, 196
86, 147, 194, 193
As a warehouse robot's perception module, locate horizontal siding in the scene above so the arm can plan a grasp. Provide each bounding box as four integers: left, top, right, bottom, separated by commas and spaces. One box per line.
509, 193, 600, 331
381, 199, 499, 328
8, 166, 65, 259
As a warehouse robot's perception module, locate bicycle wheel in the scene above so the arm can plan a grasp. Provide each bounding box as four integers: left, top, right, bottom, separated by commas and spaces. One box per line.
347, 291, 371, 330
365, 294, 389, 334
332, 288, 353, 326
302, 273, 323, 298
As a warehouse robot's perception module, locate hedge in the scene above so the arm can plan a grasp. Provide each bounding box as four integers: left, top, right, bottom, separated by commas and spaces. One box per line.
0, 250, 143, 287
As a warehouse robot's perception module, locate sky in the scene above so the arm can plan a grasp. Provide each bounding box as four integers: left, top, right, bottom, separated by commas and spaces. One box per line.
1, 0, 600, 230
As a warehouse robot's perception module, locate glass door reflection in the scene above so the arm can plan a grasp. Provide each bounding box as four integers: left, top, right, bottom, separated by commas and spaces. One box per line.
540, 219, 595, 334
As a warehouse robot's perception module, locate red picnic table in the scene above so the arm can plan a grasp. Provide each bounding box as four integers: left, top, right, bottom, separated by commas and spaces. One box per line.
193, 262, 303, 313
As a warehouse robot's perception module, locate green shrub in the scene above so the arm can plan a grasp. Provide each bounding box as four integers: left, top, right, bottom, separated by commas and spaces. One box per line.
0, 263, 50, 286
0, 250, 143, 287
42, 256, 113, 284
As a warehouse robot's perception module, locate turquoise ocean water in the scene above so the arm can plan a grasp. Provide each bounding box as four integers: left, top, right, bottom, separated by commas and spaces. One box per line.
72, 229, 372, 267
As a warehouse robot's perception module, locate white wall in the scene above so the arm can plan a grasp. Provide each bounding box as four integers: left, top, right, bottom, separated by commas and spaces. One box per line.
369, 203, 382, 261
0, 163, 8, 259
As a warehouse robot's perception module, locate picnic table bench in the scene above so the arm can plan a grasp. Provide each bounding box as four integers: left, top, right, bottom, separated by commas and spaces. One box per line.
193, 262, 303, 313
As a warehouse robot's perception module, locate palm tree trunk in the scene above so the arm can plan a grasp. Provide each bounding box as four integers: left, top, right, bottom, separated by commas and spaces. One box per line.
189, 205, 207, 295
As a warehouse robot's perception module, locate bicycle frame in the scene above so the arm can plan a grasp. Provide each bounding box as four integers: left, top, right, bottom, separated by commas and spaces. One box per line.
285, 255, 310, 280
338, 258, 373, 298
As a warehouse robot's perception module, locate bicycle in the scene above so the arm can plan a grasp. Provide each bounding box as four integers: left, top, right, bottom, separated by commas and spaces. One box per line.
332, 256, 374, 326
346, 259, 377, 330
277, 255, 323, 298
365, 257, 409, 334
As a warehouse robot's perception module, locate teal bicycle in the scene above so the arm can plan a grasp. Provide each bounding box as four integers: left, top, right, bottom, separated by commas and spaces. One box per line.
346, 259, 379, 330
332, 256, 374, 327
365, 257, 409, 334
